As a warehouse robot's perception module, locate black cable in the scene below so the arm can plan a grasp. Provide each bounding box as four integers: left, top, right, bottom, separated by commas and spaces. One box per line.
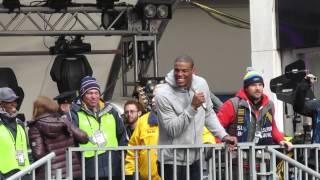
42, 14, 52, 49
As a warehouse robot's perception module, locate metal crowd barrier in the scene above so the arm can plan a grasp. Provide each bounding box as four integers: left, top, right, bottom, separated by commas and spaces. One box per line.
267, 144, 320, 180
9, 143, 320, 180
66, 143, 320, 180
7, 152, 56, 180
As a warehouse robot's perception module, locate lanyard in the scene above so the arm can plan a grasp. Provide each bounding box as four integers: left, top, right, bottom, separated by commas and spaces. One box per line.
85, 113, 101, 134
4, 123, 23, 151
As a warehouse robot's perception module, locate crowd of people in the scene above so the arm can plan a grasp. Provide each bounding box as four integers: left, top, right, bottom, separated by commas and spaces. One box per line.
0, 55, 296, 180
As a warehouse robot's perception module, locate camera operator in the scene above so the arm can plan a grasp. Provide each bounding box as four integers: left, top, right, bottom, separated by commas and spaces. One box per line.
293, 73, 320, 143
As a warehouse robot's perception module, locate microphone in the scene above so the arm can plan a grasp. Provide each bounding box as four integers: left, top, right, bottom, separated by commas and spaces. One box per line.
191, 87, 207, 111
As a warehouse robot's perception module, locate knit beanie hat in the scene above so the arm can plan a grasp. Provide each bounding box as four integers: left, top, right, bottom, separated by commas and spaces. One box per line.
243, 68, 264, 88
80, 76, 100, 97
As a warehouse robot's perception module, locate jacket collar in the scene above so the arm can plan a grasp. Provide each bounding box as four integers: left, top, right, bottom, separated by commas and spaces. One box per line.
148, 111, 158, 126
236, 88, 270, 107
74, 99, 112, 117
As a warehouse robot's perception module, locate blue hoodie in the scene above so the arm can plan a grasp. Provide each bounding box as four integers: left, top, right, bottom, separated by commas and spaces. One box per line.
155, 70, 228, 165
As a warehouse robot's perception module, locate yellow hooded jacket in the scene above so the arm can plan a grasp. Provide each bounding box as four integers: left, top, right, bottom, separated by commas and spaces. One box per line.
125, 112, 216, 179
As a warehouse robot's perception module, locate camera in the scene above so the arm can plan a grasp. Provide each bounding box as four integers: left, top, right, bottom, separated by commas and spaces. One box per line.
270, 60, 320, 144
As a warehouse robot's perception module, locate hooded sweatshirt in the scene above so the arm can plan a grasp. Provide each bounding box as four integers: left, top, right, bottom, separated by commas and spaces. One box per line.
155, 70, 228, 165
217, 88, 284, 144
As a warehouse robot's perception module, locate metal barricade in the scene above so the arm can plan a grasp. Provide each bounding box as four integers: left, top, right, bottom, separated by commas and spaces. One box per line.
66, 144, 226, 180
7, 152, 56, 180
13, 143, 317, 180
267, 144, 320, 180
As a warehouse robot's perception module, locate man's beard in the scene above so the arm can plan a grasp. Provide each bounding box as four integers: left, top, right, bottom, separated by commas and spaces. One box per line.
249, 92, 262, 104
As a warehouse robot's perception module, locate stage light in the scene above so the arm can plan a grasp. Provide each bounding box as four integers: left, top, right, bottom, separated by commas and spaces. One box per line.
157, 4, 170, 19
50, 54, 93, 93
3, 0, 20, 12
49, 35, 91, 55
136, 1, 172, 20
143, 4, 157, 18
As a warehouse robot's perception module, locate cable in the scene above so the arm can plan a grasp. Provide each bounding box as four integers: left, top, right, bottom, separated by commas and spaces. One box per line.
192, 1, 249, 25
42, 14, 53, 49
29, 1, 46, 7
191, 1, 250, 29
39, 56, 55, 95
201, 7, 250, 29
205, 10, 250, 29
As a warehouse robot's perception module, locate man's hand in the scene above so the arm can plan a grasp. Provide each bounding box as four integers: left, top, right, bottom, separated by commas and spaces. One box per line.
279, 141, 293, 151
191, 91, 205, 109
222, 135, 238, 151
305, 74, 317, 84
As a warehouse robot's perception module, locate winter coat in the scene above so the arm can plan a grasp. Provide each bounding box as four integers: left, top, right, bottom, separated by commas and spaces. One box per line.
125, 111, 217, 180
155, 70, 228, 165
217, 88, 284, 144
125, 112, 160, 180
71, 100, 128, 178
28, 113, 88, 178
293, 80, 320, 143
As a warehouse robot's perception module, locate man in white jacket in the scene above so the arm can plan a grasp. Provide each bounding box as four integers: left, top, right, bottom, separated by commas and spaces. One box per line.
155, 55, 237, 180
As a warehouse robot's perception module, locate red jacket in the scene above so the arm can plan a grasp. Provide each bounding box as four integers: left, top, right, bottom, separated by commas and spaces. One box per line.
217, 89, 284, 144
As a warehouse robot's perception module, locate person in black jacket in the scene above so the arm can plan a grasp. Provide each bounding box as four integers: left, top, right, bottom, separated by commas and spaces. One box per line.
293, 73, 320, 143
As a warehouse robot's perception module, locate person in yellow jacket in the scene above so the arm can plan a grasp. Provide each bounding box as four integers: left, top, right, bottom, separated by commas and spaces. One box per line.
125, 111, 216, 180
0, 87, 30, 180
125, 85, 216, 180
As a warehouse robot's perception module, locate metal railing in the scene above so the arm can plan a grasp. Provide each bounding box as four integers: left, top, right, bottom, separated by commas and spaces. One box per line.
8, 143, 320, 180
65, 143, 320, 180
267, 144, 320, 180
266, 146, 320, 180
7, 152, 55, 180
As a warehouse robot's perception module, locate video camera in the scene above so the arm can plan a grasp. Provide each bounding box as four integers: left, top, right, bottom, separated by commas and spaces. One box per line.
270, 60, 317, 104
270, 60, 318, 144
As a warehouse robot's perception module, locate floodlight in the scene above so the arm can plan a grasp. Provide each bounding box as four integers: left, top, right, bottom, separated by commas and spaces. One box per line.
136, 2, 172, 19
157, 4, 170, 19
144, 4, 157, 18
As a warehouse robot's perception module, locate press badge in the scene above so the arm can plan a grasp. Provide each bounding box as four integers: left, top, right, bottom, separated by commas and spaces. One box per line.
92, 130, 106, 147
16, 150, 25, 166
254, 131, 262, 144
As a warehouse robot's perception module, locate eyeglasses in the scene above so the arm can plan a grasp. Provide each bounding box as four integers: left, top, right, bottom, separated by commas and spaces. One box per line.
124, 110, 138, 115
